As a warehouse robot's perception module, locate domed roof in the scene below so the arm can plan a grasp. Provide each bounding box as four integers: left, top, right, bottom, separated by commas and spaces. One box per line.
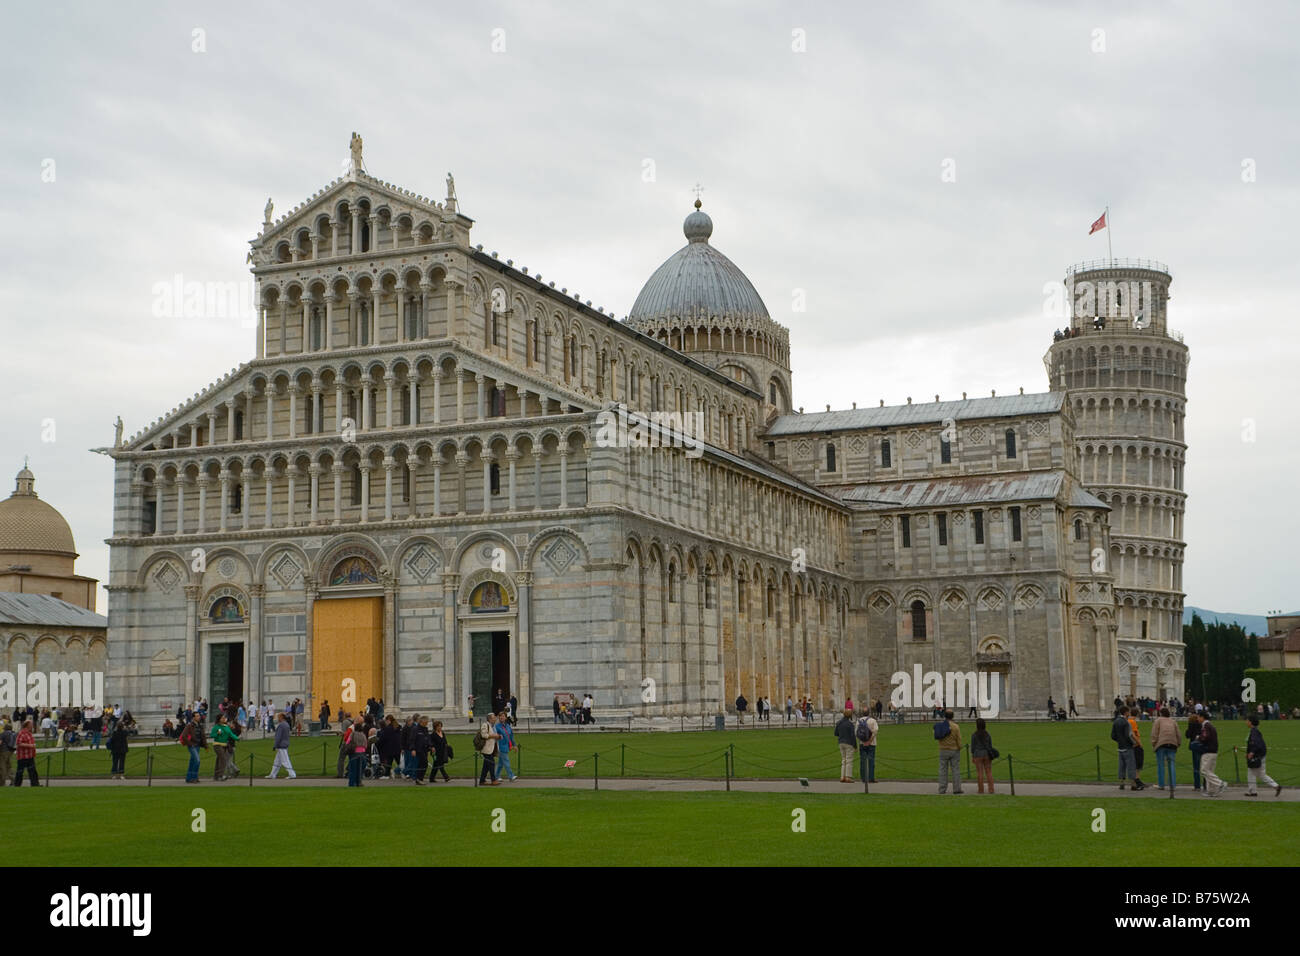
0, 465, 77, 557
628, 201, 769, 324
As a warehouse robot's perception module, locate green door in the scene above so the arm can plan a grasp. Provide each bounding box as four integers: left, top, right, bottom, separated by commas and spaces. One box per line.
209, 643, 231, 703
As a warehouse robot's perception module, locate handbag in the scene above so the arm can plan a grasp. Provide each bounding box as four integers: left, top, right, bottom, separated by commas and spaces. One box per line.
989, 747, 1000, 760
1246, 754, 1262, 769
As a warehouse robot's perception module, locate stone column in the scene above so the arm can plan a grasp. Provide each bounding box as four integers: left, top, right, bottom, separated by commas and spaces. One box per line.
370, 292, 379, 345
443, 573, 459, 715
309, 463, 320, 525
256, 304, 265, 359
360, 464, 371, 522
408, 376, 418, 427
455, 370, 465, 424
288, 386, 299, 439
207, 410, 217, 445
455, 454, 468, 515
241, 473, 251, 530
533, 453, 542, 510
476, 374, 486, 420
516, 571, 533, 714
382, 568, 397, 705
301, 301, 310, 351
324, 295, 334, 352
304, 577, 318, 713
558, 446, 569, 509
384, 375, 395, 429
419, 281, 431, 339
432, 461, 442, 516
248, 584, 264, 706
350, 210, 361, 254
335, 383, 345, 433
278, 302, 287, 355
332, 465, 344, 524
383, 456, 395, 520
184, 585, 201, 707
286, 470, 296, 527
518, 387, 529, 420
152, 480, 163, 535
176, 476, 186, 535
431, 371, 442, 423
361, 378, 371, 432
506, 450, 518, 512
265, 389, 274, 442
312, 385, 323, 434
328, 218, 338, 257
481, 453, 493, 515
407, 459, 419, 518
218, 470, 230, 531
367, 215, 378, 254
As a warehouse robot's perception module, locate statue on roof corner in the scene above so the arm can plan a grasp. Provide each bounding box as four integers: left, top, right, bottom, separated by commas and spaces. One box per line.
263, 197, 273, 226
114, 416, 124, 448
446, 172, 457, 208
350, 132, 364, 173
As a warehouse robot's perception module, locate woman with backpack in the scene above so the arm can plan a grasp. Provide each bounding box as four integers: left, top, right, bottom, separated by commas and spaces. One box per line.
476, 713, 502, 786
970, 718, 996, 793
107, 720, 130, 779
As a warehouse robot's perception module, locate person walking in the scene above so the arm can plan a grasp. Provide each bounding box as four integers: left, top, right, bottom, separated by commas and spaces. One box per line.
429, 720, 452, 782
1186, 713, 1205, 792
834, 710, 856, 783
336, 714, 354, 778
1068, 695, 1078, 718
410, 716, 432, 785
495, 712, 518, 781
0, 720, 13, 786
1112, 705, 1143, 790
12, 719, 38, 787
179, 714, 205, 783
936, 710, 963, 794
735, 693, 748, 726
477, 713, 502, 786
855, 711, 878, 784
1198, 714, 1227, 797
265, 712, 296, 779
1243, 716, 1281, 797
376, 715, 401, 779
319, 700, 331, 731
107, 720, 129, 779
1127, 709, 1146, 790
1151, 707, 1180, 791
786, 696, 794, 722
970, 718, 995, 793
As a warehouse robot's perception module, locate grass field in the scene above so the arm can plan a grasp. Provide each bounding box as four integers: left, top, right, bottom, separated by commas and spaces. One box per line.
34, 719, 1300, 786
6, 787, 1298, 865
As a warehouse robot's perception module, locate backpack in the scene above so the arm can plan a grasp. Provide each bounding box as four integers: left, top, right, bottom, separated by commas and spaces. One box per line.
855, 718, 872, 743
0, 729, 15, 752
178, 726, 193, 747
933, 720, 950, 740
472, 730, 486, 753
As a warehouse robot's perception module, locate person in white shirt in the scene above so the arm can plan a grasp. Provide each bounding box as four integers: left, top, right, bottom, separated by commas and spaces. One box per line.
856, 714, 880, 783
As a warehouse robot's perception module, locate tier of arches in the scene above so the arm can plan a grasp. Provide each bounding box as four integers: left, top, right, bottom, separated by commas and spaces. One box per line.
1079, 442, 1186, 491
129, 429, 592, 537
626, 314, 790, 367
270, 196, 452, 264
1, 631, 107, 682
1051, 340, 1187, 391
1072, 395, 1186, 442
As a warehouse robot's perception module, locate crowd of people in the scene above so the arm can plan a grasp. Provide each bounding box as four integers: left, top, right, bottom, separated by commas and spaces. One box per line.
550, 692, 590, 724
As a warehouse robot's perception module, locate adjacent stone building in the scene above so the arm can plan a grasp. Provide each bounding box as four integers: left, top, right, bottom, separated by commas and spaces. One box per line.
99, 141, 1187, 721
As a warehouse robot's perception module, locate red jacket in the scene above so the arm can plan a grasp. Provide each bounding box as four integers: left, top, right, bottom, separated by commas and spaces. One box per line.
16, 728, 36, 760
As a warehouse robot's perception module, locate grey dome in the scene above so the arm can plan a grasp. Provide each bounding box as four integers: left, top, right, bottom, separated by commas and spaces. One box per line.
628, 203, 769, 324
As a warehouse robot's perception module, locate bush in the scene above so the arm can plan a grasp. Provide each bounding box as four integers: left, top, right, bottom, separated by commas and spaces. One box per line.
1244, 669, 1300, 711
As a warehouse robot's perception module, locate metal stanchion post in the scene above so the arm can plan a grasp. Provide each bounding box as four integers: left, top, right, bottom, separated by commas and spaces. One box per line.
725, 752, 730, 791
621, 742, 625, 777
147, 748, 153, 787
249, 753, 255, 786
593, 752, 599, 791
1007, 755, 1015, 796
1233, 746, 1240, 783
1096, 745, 1101, 781
45, 754, 51, 786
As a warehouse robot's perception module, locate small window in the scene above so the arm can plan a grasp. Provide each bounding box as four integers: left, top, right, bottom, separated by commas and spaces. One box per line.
231, 484, 242, 515
881, 439, 892, 468
142, 500, 157, 535
492, 387, 506, 418
940, 437, 951, 464
769, 383, 777, 406
489, 463, 501, 495
910, 600, 927, 640
1141, 620, 1148, 640
1074, 518, 1084, 540
234, 410, 244, 441
974, 509, 984, 545
1005, 429, 1017, 459
766, 441, 776, 460
937, 513, 948, 546
900, 515, 911, 548
1010, 506, 1022, 542
826, 443, 836, 472
351, 465, 362, 505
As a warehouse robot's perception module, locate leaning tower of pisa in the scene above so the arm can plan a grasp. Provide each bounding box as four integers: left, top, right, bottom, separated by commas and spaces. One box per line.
1046, 258, 1189, 699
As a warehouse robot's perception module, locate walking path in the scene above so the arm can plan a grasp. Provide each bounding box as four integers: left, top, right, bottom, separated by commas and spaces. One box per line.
24, 774, 1297, 800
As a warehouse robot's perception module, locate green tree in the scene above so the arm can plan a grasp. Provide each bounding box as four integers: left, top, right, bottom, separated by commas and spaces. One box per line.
1182, 613, 1260, 703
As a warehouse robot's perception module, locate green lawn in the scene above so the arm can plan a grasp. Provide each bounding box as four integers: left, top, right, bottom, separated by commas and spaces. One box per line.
7, 787, 1298, 866
37, 718, 1300, 786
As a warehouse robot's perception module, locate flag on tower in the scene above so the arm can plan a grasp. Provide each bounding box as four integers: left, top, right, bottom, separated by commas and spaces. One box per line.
1088, 211, 1107, 235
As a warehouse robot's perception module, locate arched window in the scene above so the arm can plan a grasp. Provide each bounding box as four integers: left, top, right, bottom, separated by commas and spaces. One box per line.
351, 464, 362, 505
1005, 429, 1017, 458
826, 443, 836, 472
911, 600, 927, 640
940, 437, 951, 464
489, 463, 501, 495
1074, 518, 1084, 540
359, 302, 370, 346
881, 439, 892, 467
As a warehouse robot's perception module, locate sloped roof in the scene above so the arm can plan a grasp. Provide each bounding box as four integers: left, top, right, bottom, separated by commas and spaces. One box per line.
0, 592, 106, 629
1258, 628, 1300, 653
831, 471, 1067, 510
766, 392, 1063, 436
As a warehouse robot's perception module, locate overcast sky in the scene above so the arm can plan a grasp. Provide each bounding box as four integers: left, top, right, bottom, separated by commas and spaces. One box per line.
3, 1, 1296, 618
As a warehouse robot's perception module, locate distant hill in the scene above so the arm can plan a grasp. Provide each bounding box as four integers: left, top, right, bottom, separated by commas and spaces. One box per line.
1181, 606, 1295, 637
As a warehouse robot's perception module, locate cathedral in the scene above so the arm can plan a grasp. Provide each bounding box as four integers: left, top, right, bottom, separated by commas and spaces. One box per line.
101, 139, 1188, 721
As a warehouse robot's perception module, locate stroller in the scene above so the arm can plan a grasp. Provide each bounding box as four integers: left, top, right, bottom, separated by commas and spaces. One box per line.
362, 738, 387, 779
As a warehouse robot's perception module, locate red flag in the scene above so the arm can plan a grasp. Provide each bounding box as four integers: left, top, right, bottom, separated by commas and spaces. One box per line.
1089, 211, 1107, 235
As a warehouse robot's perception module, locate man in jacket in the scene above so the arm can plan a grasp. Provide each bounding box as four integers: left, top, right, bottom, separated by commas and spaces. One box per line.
735, 693, 748, 726
1113, 706, 1142, 790
1244, 716, 1281, 797
336, 715, 353, 778
266, 712, 296, 779
410, 717, 432, 785
400, 715, 416, 779
210, 715, 239, 781
856, 713, 879, 784
1150, 707, 1180, 790
478, 713, 502, 786
936, 711, 963, 794
494, 713, 518, 782
1198, 715, 1227, 796
833, 710, 856, 782
179, 715, 205, 783
12, 719, 38, 787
